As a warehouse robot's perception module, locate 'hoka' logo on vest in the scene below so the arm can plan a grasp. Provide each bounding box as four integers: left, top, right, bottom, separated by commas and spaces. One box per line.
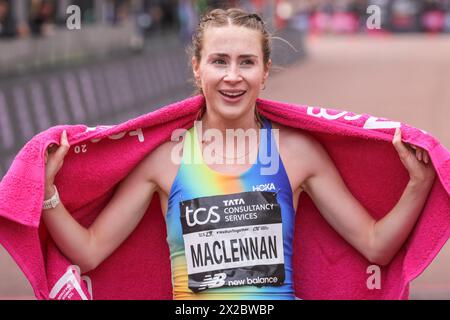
252, 183, 276, 191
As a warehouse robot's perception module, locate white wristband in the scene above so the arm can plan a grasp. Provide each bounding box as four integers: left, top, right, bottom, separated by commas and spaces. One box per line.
43, 185, 60, 210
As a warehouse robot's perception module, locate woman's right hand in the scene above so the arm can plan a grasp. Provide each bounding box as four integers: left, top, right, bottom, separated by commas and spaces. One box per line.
44, 130, 70, 198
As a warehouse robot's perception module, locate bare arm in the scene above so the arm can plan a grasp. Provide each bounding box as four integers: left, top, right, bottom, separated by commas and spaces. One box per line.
371, 128, 435, 264
43, 131, 159, 273
298, 129, 435, 266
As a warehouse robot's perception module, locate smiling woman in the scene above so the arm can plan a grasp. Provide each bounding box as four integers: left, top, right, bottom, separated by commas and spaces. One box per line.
188, 9, 272, 127
39, 7, 436, 301
191, 25, 270, 124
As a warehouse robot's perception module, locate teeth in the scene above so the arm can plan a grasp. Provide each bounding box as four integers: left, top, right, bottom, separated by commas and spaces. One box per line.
221, 91, 245, 97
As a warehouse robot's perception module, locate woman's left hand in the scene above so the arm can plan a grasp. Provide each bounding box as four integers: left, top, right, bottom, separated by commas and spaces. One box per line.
392, 127, 436, 185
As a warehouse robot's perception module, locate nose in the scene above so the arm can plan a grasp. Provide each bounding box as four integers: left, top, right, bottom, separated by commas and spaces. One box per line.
224, 64, 242, 83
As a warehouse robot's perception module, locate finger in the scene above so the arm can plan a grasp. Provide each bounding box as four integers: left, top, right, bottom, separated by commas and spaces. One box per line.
61, 130, 69, 146
392, 128, 409, 157
420, 148, 429, 163
54, 131, 70, 160
416, 148, 423, 162
423, 150, 429, 164
60, 130, 70, 149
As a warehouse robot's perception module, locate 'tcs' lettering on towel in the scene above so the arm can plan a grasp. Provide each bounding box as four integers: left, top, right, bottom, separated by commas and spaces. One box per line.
73, 128, 145, 153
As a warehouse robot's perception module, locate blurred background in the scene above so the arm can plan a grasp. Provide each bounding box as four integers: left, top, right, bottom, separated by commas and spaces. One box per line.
0, 0, 449, 299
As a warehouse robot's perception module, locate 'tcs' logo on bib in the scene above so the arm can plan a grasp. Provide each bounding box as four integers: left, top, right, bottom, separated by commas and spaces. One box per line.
185, 206, 221, 227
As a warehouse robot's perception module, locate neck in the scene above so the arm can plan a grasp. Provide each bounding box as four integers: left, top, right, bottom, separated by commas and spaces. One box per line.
196, 106, 262, 163
201, 108, 260, 134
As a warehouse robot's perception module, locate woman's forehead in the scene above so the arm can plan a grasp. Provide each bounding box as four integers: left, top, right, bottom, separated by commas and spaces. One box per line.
202, 26, 263, 57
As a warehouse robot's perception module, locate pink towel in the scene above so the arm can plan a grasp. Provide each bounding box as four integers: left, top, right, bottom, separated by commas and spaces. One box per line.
0, 95, 449, 300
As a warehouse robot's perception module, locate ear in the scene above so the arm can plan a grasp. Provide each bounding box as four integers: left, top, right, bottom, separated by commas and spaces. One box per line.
263, 59, 272, 82
192, 56, 200, 81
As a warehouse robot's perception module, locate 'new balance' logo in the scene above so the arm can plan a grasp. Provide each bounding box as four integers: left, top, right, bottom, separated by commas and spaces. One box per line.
198, 273, 227, 291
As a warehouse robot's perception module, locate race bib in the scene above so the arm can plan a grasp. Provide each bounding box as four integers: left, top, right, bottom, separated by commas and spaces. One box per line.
179, 191, 285, 293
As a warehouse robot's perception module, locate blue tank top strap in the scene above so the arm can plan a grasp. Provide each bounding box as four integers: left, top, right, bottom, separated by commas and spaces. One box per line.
259, 115, 271, 156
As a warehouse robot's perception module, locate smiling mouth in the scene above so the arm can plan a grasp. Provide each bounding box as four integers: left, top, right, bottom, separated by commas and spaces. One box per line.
219, 90, 246, 98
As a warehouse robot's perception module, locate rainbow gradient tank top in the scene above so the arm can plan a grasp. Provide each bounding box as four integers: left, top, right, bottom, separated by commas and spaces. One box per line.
164, 117, 296, 300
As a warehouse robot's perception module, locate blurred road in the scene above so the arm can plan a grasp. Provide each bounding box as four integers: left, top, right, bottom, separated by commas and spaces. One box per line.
262, 33, 450, 300
263, 34, 450, 149
1, 33, 449, 300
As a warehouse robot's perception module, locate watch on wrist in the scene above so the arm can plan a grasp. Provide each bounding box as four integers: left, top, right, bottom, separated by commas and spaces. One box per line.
43, 185, 60, 210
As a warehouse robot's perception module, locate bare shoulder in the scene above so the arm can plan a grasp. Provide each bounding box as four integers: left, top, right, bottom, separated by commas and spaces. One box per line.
146, 139, 180, 165
271, 121, 329, 190
271, 121, 323, 159
134, 139, 181, 188
136, 141, 179, 182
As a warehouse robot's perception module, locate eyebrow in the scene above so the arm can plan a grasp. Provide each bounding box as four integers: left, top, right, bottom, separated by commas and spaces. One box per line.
209, 53, 258, 59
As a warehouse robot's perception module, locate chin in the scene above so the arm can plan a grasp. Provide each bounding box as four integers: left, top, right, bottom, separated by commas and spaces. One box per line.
216, 102, 253, 120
